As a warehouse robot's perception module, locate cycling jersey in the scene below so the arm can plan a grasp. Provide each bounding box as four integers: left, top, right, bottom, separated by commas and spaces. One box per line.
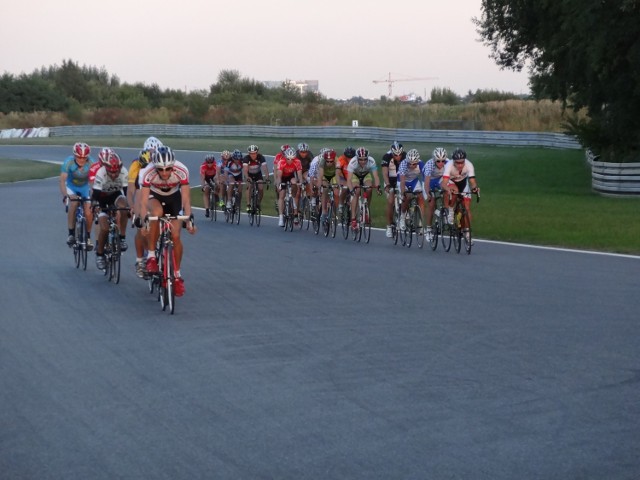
200, 161, 217, 179
225, 159, 244, 178
307, 157, 321, 181
128, 158, 145, 189
92, 166, 129, 196
296, 151, 313, 172
61, 155, 95, 188
336, 155, 351, 182
317, 156, 337, 178
242, 153, 266, 175
347, 156, 377, 177
398, 160, 426, 192
380, 150, 406, 180
442, 159, 476, 192
141, 161, 189, 196
423, 158, 449, 191
277, 158, 302, 178
88, 161, 102, 184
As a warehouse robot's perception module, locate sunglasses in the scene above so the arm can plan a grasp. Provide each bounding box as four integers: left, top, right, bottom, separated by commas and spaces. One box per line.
157, 167, 173, 172
454, 161, 465, 165
435, 160, 445, 163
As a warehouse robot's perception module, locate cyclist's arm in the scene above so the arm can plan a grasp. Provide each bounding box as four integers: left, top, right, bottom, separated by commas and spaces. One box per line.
381, 165, 390, 189
372, 170, 381, 189
180, 184, 192, 218
137, 186, 150, 218
60, 172, 68, 198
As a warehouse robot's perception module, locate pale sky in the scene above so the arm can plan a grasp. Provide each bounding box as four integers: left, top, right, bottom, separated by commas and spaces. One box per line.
2, 0, 530, 100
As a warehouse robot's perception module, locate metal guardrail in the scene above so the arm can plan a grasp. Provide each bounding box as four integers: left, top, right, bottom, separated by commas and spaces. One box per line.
46, 124, 583, 150
586, 150, 640, 196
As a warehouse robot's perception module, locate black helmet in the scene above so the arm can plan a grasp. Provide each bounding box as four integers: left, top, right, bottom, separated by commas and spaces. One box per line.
344, 146, 356, 158
452, 148, 467, 161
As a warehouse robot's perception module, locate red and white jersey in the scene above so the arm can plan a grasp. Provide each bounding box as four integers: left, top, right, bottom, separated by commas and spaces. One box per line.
276, 158, 302, 177
88, 162, 102, 184
442, 159, 475, 183
141, 161, 189, 196
200, 161, 217, 178
273, 152, 287, 171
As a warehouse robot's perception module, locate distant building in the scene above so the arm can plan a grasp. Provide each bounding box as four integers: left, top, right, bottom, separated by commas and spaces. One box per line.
263, 80, 319, 94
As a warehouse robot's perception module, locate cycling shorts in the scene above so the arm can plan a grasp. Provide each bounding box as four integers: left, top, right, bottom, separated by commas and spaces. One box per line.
149, 190, 182, 216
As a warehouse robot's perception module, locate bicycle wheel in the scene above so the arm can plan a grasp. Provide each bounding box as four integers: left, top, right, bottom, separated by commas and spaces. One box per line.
441, 212, 452, 252
235, 194, 241, 225
462, 211, 473, 255
429, 215, 439, 251
166, 246, 175, 314
111, 235, 121, 284
405, 214, 413, 248
77, 217, 88, 270
414, 207, 424, 249
329, 204, 337, 238
398, 213, 407, 246
256, 205, 261, 227
312, 205, 320, 235
341, 205, 350, 239
363, 204, 371, 243
287, 198, 294, 232
248, 194, 255, 226
452, 223, 462, 253
208, 190, 215, 222
322, 207, 330, 237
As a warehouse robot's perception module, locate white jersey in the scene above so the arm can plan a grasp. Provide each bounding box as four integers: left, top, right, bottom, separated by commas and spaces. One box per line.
92, 165, 128, 194
347, 156, 377, 176
442, 159, 475, 184
308, 157, 321, 180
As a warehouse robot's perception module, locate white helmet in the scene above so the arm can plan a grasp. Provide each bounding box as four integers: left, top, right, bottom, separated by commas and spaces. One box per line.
433, 147, 448, 161
407, 149, 420, 165
284, 147, 297, 160
152, 146, 175, 169
143, 136, 163, 151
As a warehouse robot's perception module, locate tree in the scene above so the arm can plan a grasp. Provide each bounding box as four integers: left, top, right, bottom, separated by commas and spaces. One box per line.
475, 0, 640, 160
429, 87, 461, 105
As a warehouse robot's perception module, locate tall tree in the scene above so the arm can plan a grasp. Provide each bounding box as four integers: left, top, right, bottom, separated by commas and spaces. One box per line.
475, 0, 640, 160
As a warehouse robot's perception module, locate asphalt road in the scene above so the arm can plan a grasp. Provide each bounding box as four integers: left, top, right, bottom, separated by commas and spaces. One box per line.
1, 147, 639, 479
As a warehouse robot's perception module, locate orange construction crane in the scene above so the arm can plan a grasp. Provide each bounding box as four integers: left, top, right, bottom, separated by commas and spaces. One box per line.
372, 73, 438, 97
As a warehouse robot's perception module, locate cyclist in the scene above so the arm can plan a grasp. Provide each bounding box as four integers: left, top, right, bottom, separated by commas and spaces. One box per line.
136, 146, 196, 297
200, 153, 218, 218
336, 146, 356, 216
216, 150, 232, 209
316, 148, 339, 224
89, 147, 114, 186
129, 136, 163, 278
346, 147, 381, 230
60, 142, 95, 250
441, 148, 479, 242
225, 149, 244, 210
423, 147, 449, 241
242, 144, 270, 212
274, 147, 303, 227
381, 141, 406, 237
398, 149, 426, 232
296, 142, 314, 205
91, 152, 130, 270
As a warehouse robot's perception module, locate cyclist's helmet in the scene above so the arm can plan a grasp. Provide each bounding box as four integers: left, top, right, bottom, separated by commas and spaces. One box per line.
344, 146, 356, 158
452, 148, 467, 161
138, 149, 151, 167
143, 136, 163, 151
105, 152, 123, 174
221, 150, 232, 160
318, 147, 330, 158
204, 153, 216, 163
284, 147, 297, 160
323, 148, 337, 161
297, 142, 310, 152
152, 146, 175, 169
280, 144, 290, 153
232, 149, 243, 160
406, 149, 420, 165
433, 147, 448, 161
390, 141, 404, 155
73, 142, 91, 158
97, 147, 114, 166
356, 147, 369, 159
247, 144, 259, 153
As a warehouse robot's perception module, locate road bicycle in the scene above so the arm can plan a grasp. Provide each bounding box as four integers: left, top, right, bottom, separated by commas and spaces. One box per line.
224, 181, 243, 225
206, 178, 218, 222
386, 187, 402, 246
308, 186, 322, 235
146, 214, 192, 314
296, 182, 310, 231
320, 182, 339, 238
399, 190, 425, 249
66, 197, 89, 270
351, 185, 375, 243
280, 182, 297, 232
339, 186, 352, 240
449, 190, 480, 254
99, 206, 130, 284
428, 188, 448, 251
247, 179, 268, 227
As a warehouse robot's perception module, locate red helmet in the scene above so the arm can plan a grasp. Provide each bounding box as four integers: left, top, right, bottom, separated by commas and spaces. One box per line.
105, 152, 123, 174
323, 149, 336, 161
97, 147, 114, 165
73, 142, 90, 158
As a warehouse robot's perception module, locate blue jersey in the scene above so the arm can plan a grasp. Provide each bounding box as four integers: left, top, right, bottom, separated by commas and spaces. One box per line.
61, 155, 95, 188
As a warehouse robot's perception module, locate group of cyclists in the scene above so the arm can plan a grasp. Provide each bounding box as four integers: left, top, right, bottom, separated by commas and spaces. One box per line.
60, 137, 196, 297
61, 137, 479, 297
200, 140, 479, 240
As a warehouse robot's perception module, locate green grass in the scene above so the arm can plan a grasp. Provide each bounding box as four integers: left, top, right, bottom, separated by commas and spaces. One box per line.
2, 137, 639, 254
0, 159, 60, 182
